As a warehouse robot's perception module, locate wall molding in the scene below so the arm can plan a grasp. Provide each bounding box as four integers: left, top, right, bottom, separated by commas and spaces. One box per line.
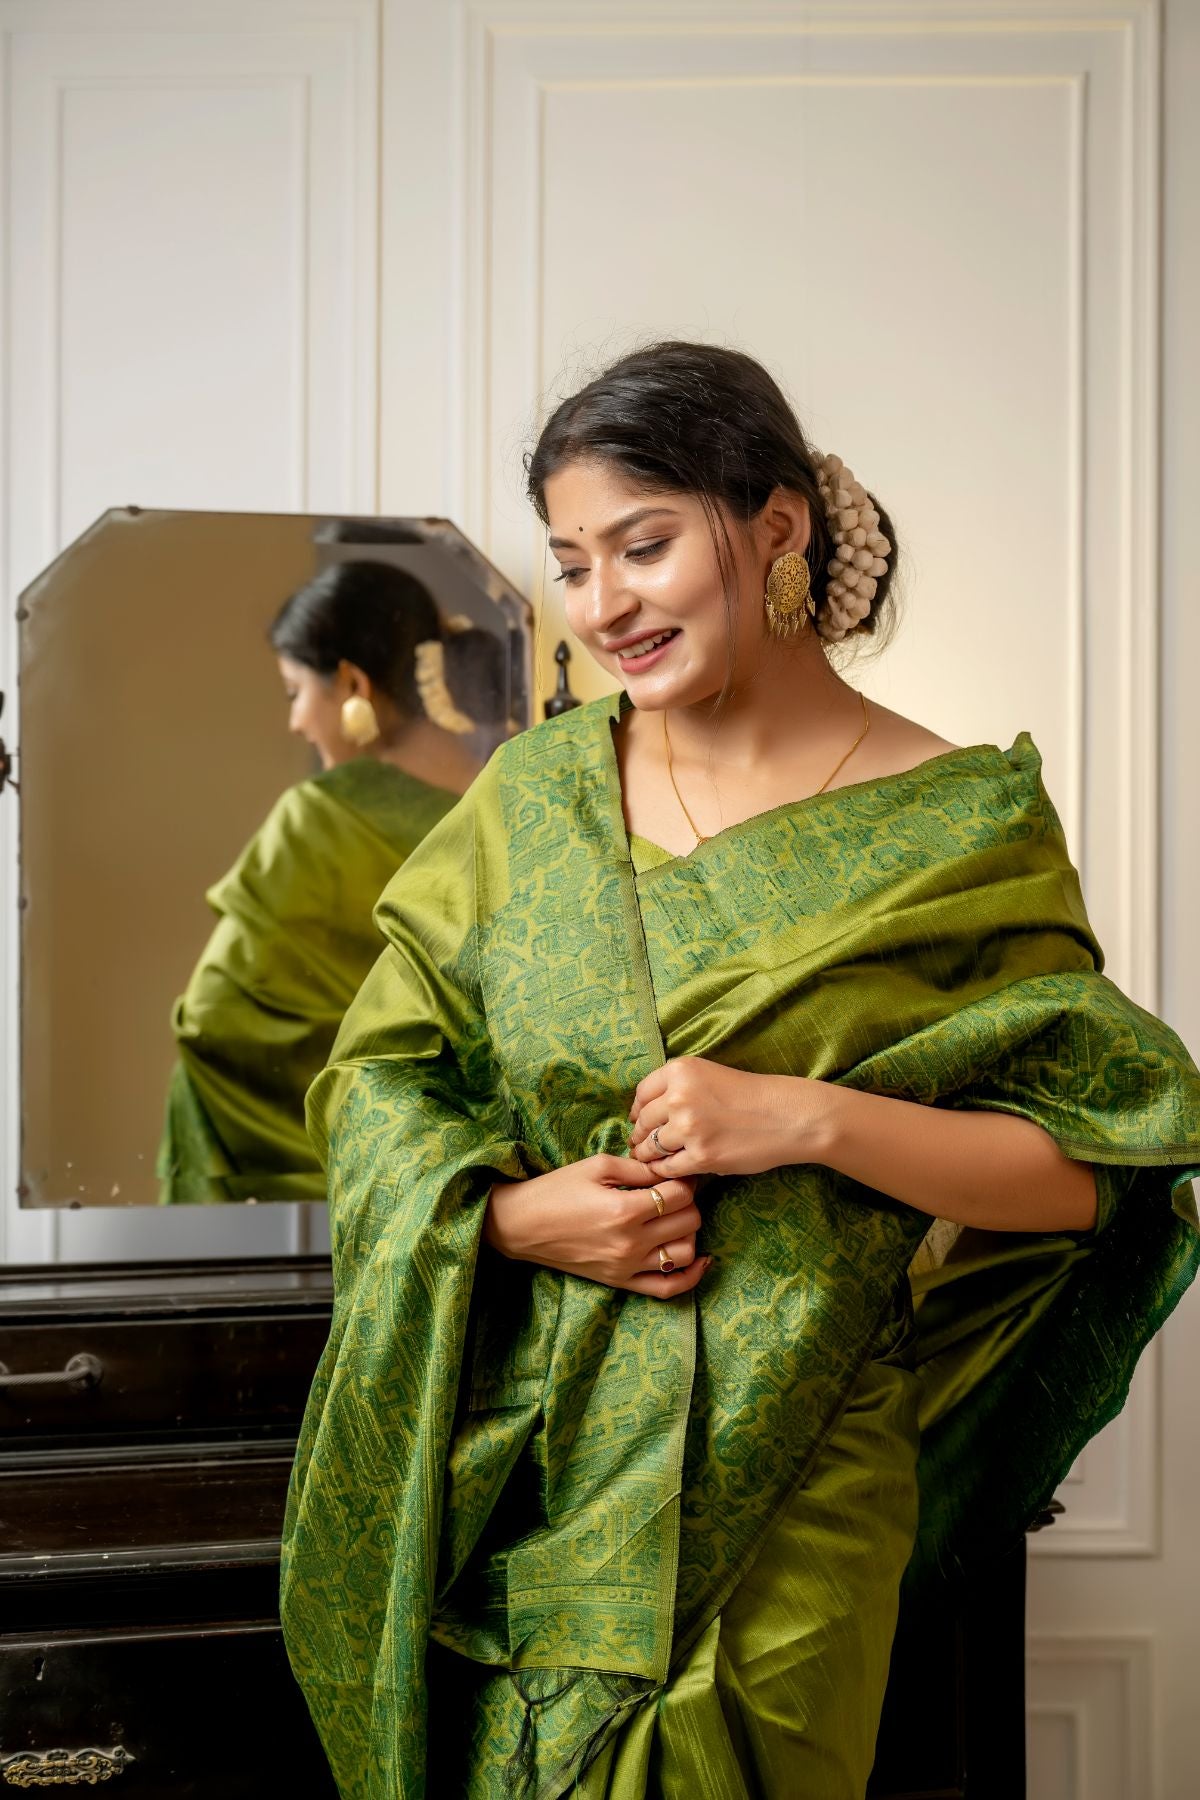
0, 0, 379, 1262
1027, 1634, 1155, 1800
462, 6, 1161, 1025
460, 0, 1164, 1553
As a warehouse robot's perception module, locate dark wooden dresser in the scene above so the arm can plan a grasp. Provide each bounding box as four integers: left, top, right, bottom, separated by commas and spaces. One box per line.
0, 1258, 338, 1796
0, 1255, 1024, 1797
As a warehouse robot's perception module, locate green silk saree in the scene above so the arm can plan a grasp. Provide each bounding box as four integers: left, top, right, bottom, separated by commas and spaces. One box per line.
158, 758, 457, 1204
281, 694, 1200, 1797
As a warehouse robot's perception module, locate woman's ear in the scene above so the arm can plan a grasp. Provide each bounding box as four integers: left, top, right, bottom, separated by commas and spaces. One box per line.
337, 660, 373, 701
759, 488, 812, 558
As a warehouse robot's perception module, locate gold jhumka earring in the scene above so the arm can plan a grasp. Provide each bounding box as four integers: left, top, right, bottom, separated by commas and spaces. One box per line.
340, 695, 380, 747
764, 550, 816, 637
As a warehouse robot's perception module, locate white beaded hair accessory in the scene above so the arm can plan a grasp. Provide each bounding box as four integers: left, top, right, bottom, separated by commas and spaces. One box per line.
414, 639, 477, 736
815, 453, 892, 643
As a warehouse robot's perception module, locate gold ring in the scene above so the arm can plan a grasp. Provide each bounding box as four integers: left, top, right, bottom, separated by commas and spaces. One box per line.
658, 1247, 675, 1273
650, 1186, 666, 1216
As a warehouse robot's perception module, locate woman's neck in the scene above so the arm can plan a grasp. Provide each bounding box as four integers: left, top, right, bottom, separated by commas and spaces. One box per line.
374, 716, 481, 795
664, 639, 857, 770
615, 638, 883, 856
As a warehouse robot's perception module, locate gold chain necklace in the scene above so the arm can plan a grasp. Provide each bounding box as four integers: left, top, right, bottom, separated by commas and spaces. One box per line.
662, 689, 871, 846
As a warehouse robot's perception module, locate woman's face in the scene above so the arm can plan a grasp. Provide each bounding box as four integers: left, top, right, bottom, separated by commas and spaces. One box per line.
277, 655, 352, 769
543, 458, 804, 710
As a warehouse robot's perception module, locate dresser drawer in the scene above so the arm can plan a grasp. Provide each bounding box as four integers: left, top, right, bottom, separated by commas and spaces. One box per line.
0, 1267, 331, 1447
0, 1623, 338, 1798
0, 1443, 295, 1561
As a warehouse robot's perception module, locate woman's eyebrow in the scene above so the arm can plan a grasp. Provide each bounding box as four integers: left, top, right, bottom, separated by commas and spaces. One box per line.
548, 506, 680, 552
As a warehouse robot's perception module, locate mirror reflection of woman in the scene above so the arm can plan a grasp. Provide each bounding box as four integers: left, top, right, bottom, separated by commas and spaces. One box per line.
158, 559, 501, 1204
282, 345, 1200, 1797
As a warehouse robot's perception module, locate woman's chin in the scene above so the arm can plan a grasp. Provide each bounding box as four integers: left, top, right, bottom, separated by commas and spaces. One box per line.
624, 668, 722, 712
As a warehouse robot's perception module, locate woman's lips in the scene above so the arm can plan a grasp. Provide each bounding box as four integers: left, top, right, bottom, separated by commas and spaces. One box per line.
614, 629, 680, 673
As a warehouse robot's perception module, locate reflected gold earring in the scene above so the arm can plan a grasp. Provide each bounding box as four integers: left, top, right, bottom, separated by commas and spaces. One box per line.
764, 550, 816, 638
340, 695, 380, 747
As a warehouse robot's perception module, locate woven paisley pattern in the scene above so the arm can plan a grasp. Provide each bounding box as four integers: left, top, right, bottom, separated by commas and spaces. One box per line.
281, 694, 1200, 1799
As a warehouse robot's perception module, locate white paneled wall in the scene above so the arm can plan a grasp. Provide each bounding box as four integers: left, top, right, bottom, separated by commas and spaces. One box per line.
0, 0, 378, 1262
1027, 1638, 1155, 1800
465, 4, 1159, 1002
4, 0, 378, 594
1029, 1349, 1161, 1558
3, 0, 1198, 1790
438, 20, 1174, 1788
383, 5, 1200, 1791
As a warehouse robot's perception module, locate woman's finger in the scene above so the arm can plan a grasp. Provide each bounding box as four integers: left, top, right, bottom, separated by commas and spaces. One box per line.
629, 1107, 685, 1158
626, 1260, 708, 1303
632, 1180, 696, 1222
640, 1203, 701, 1246
629, 1065, 670, 1123
620, 1257, 712, 1299
596, 1154, 674, 1187
640, 1214, 702, 1262
638, 1231, 697, 1275
627, 1097, 670, 1148
629, 1135, 690, 1166
631, 1142, 697, 1178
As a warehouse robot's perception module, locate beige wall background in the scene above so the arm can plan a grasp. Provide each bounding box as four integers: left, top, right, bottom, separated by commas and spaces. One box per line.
17, 508, 524, 1208
19, 511, 316, 1204
1, 0, 1196, 1790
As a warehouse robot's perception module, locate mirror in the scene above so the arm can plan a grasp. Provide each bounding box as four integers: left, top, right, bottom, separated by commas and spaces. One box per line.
17, 508, 534, 1207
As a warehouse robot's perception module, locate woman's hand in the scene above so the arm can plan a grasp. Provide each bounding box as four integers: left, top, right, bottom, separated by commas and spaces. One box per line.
629, 1058, 826, 1179
484, 1155, 710, 1297
629, 1058, 1098, 1232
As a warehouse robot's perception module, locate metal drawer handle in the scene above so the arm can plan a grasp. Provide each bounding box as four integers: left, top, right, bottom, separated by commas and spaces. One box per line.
1, 1745, 132, 1786
0, 1354, 103, 1392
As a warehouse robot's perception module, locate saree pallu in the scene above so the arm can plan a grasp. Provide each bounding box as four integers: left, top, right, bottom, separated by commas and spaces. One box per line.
158, 758, 456, 1203
428, 1294, 921, 1799
281, 694, 1200, 1799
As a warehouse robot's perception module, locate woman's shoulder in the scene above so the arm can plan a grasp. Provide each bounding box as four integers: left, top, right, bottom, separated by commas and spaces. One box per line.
846, 704, 1047, 803
853, 702, 961, 784
220, 766, 386, 899
848, 704, 1052, 840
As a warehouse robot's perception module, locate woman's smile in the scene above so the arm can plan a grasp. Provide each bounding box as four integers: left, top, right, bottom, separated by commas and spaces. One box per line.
608, 627, 682, 672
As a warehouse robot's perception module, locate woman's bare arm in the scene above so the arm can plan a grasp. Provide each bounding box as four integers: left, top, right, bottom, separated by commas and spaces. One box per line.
627, 1060, 1097, 1232
802, 1082, 1096, 1231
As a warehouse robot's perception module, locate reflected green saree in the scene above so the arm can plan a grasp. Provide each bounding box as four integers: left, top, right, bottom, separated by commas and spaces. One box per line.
158, 758, 457, 1204
281, 694, 1200, 1798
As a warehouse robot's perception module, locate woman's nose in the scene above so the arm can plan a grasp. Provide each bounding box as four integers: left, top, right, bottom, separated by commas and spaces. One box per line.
581, 565, 635, 634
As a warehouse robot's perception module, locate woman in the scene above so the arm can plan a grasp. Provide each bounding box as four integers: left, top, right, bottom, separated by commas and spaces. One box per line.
158, 558, 501, 1204
281, 344, 1200, 1796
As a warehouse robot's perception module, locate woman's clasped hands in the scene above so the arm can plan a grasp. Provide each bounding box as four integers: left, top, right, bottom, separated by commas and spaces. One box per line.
484, 1156, 708, 1296
484, 1058, 829, 1298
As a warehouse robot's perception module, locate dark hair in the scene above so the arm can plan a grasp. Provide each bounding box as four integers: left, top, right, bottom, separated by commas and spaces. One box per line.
525, 340, 899, 649
311, 519, 426, 545
269, 559, 506, 724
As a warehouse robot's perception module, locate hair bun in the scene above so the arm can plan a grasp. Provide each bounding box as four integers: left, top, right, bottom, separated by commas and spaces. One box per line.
815, 452, 892, 642
414, 639, 476, 734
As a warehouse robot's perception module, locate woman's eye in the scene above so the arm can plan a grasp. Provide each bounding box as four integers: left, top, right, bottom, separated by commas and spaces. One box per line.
626, 539, 668, 561
553, 567, 587, 585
